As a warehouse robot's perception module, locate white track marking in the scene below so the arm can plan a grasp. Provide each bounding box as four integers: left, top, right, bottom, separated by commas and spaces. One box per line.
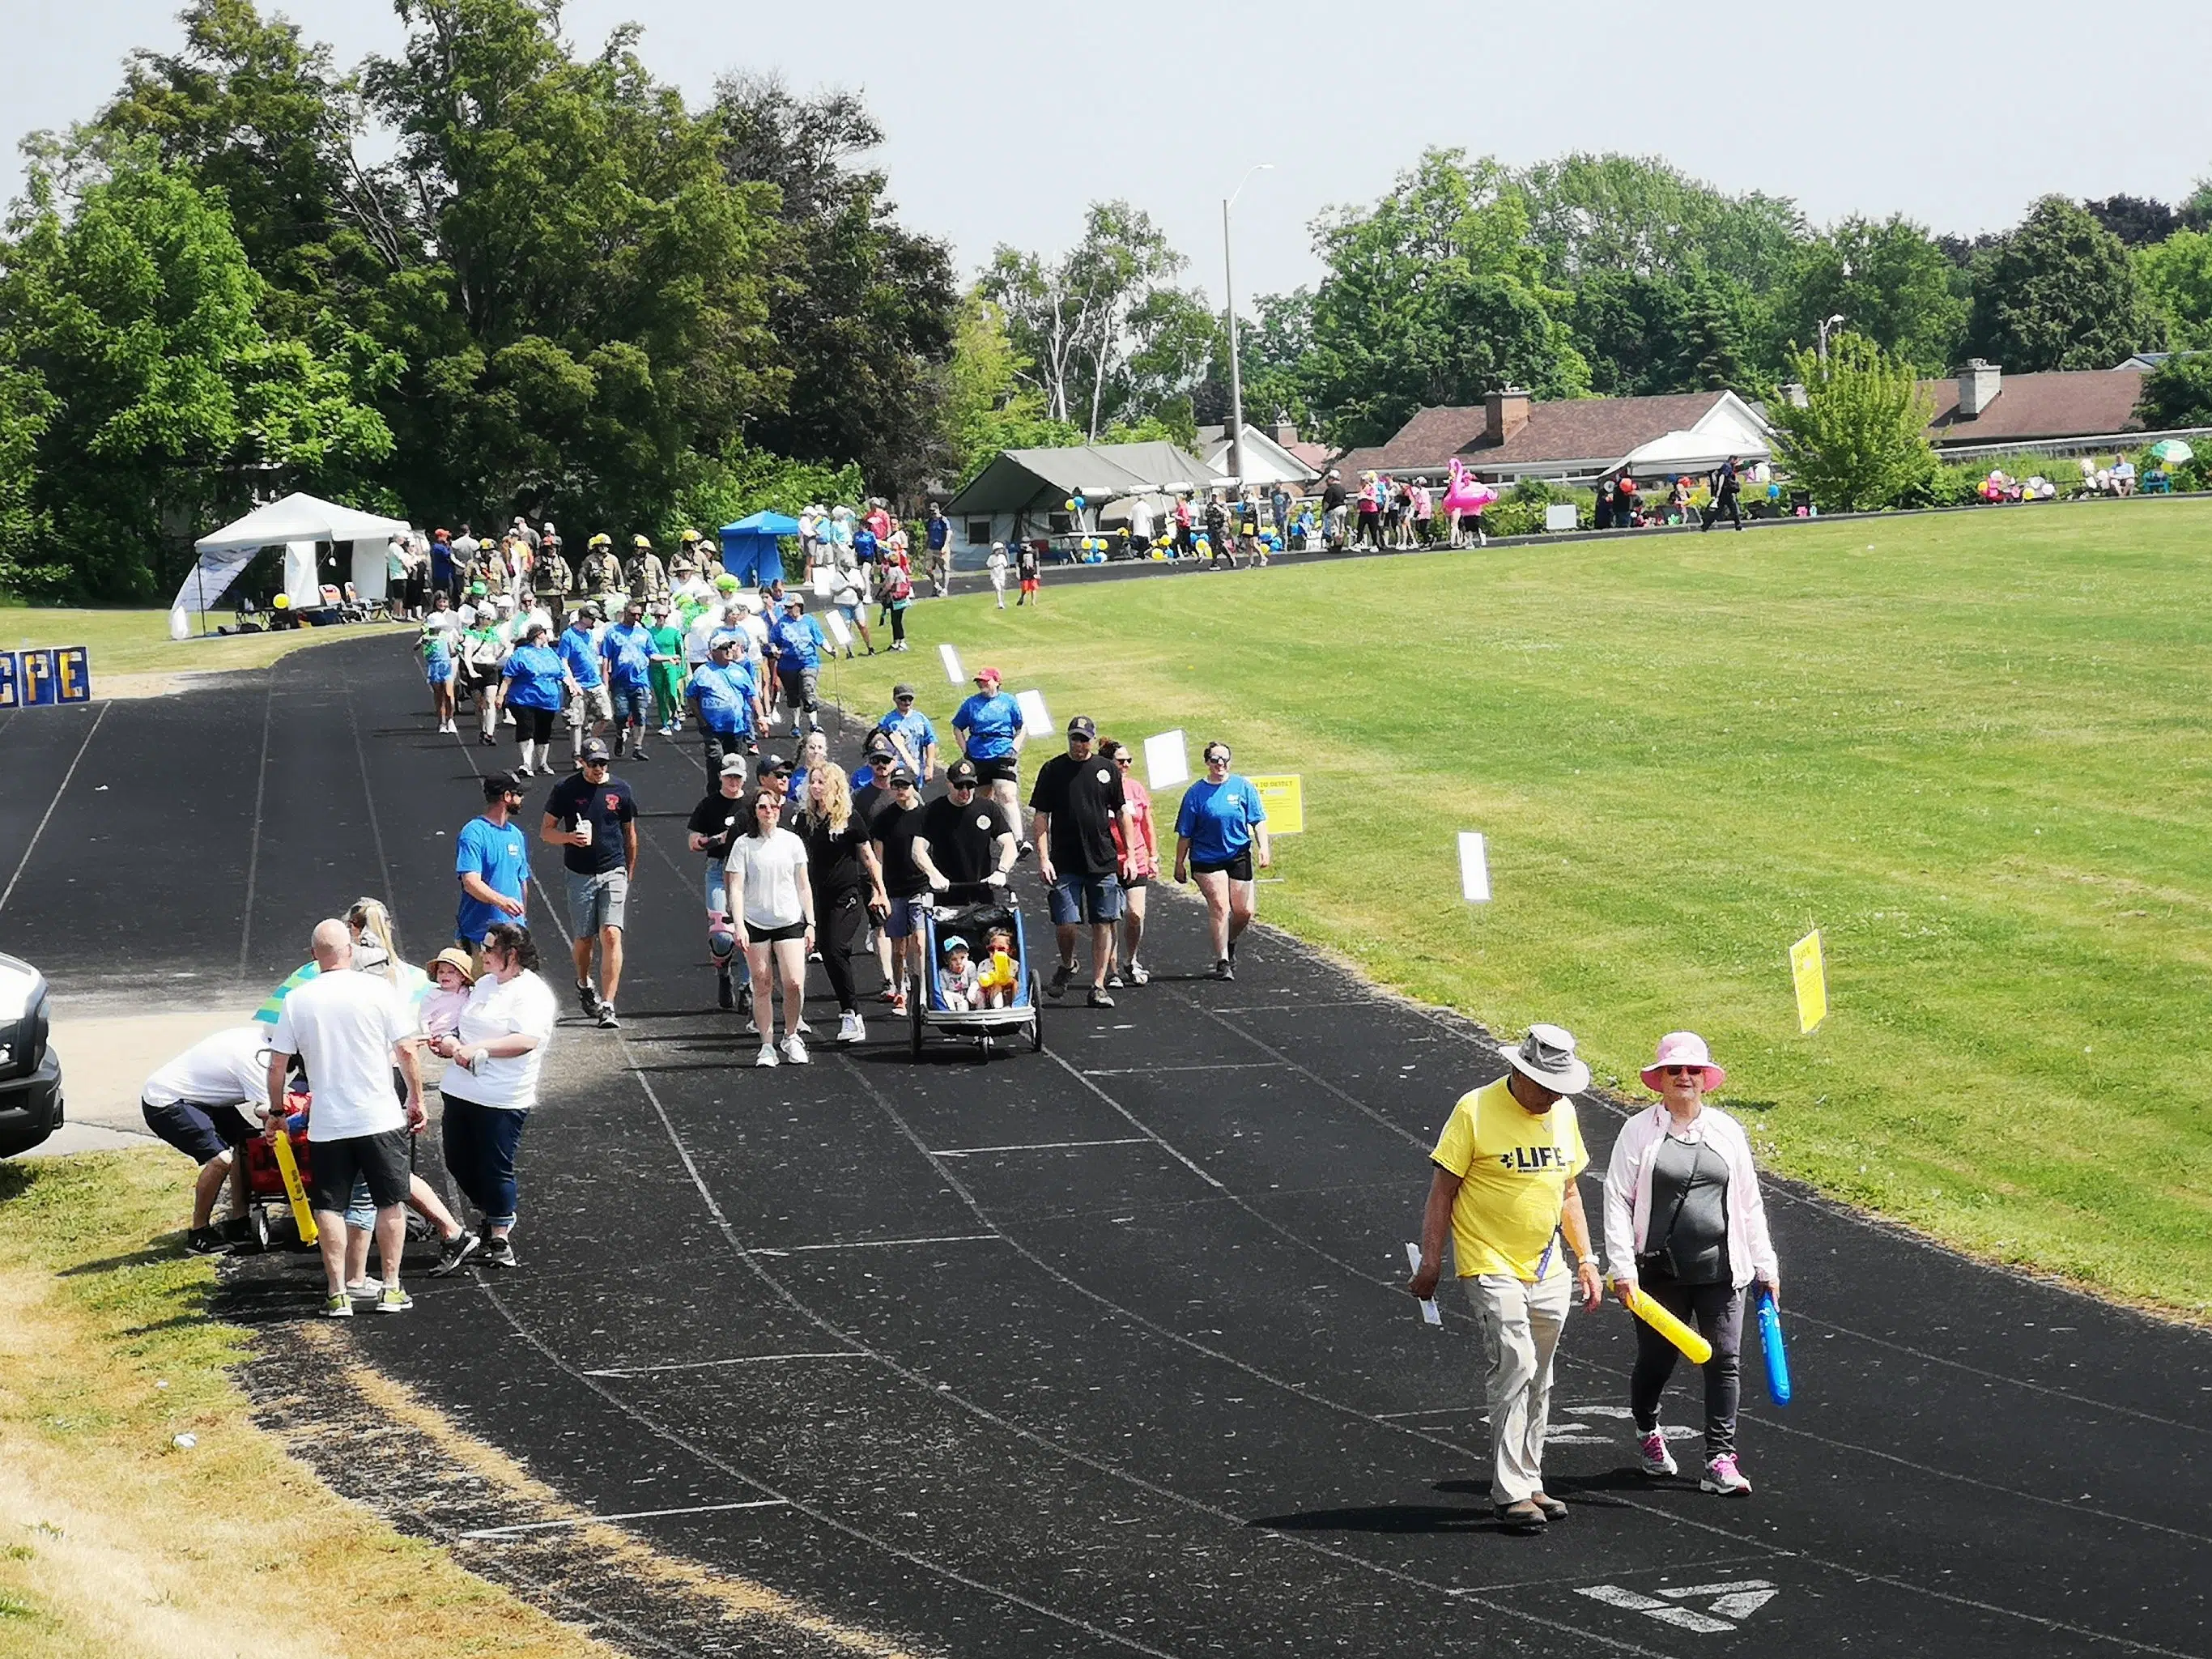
0, 701, 108, 919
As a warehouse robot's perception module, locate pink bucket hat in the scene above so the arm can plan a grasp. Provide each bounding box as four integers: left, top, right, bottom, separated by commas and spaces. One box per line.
1640, 1031, 1725, 1093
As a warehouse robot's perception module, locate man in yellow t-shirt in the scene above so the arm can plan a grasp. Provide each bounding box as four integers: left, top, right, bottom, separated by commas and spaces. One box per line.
1409, 1023, 1605, 1530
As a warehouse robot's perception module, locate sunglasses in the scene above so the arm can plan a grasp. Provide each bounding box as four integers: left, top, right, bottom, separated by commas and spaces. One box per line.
895, 696, 915, 703
1205, 753, 1230, 764
1661, 1065, 1704, 1078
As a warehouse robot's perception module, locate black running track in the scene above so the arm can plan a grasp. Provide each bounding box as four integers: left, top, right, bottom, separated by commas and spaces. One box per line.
5, 638, 2209, 1658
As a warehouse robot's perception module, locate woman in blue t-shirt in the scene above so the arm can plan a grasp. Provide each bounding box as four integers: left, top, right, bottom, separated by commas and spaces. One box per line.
1172, 739, 1270, 981
496, 621, 577, 777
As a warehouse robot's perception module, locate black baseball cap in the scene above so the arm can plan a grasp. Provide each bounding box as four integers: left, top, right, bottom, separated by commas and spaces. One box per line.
580, 738, 612, 764
946, 759, 979, 788
887, 766, 917, 787
762, 752, 793, 775
483, 770, 524, 799
1066, 715, 1096, 738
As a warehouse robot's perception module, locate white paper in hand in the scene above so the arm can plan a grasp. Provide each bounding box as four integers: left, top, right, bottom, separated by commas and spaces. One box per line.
810, 568, 835, 599
938, 643, 963, 685
821, 610, 852, 649
1143, 729, 1189, 790
1406, 1241, 1442, 1326
1015, 687, 1051, 737
1457, 832, 1491, 904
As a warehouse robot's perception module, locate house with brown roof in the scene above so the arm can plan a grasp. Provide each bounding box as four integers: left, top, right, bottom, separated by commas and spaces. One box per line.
1329, 389, 1772, 486
1918, 360, 2156, 457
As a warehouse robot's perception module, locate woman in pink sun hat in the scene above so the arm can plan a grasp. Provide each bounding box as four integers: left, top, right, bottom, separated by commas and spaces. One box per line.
1601, 1032, 1780, 1499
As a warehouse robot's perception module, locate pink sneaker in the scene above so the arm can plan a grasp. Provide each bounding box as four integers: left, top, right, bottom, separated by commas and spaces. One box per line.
1701, 1453, 1752, 1496
1637, 1430, 1678, 1477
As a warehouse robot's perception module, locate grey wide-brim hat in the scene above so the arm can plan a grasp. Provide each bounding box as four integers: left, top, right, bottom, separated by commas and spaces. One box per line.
1499, 1023, 1590, 1095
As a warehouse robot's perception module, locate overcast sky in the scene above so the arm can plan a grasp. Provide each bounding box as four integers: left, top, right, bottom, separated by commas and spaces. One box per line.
12, 0, 2212, 308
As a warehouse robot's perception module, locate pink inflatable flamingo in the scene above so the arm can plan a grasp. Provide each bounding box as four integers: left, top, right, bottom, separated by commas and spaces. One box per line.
1443, 458, 1499, 547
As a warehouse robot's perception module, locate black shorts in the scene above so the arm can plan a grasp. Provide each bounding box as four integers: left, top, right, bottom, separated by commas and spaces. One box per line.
306, 1128, 412, 1214
746, 919, 809, 945
1192, 849, 1254, 882
969, 754, 1019, 785
141, 1099, 257, 1163
512, 706, 556, 742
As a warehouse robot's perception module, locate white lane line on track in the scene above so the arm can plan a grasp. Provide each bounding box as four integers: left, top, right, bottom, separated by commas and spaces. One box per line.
0, 700, 108, 920
930, 1138, 1148, 1156
423, 665, 2194, 1656
235, 681, 276, 974
760, 1233, 1001, 1255
348, 692, 397, 910
584, 1353, 866, 1378
1080, 1062, 1287, 1075
461, 1499, 790, 1538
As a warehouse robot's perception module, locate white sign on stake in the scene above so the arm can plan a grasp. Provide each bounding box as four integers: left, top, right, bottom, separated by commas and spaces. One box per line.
1143, 729, 1189, 790
938, 642, 964, 686
810, 567, 836, 599
1457, 832, 1491, 904
821, 610, 852, 650
1015, 687, 1051, 737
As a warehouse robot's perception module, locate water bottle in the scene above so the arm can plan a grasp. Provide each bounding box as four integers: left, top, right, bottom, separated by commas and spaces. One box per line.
1757, 1288, 1792, 1406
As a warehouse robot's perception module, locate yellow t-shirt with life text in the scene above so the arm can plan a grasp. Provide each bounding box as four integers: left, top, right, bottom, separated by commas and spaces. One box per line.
1431, 1078, 1589, 1281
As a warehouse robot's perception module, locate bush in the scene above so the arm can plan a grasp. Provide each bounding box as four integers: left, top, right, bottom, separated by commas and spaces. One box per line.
1483, 478, 1593, 536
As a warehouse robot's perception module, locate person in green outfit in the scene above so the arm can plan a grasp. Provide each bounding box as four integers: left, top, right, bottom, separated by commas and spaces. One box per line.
647, 599, 688, 737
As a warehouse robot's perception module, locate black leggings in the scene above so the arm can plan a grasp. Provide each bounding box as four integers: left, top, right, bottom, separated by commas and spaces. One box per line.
1628, 1277, 1745, 1457
890, 606, 908, 645
813, 887, 873, 1013
1358, 511, 1383, 548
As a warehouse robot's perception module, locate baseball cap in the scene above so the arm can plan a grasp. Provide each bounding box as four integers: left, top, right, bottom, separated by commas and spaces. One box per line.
782, 593, 804, 608
887, 766, 917, 787
946, 759, 979, 788
709, 630, 741, 651
483, 769, 523, 799
718, 752, 747, 777
891, 683, 916, 699
1066, 715, 1096, 738
580, 738, 612, 764
762, 751, 793, 775
975, 665, 1002, 683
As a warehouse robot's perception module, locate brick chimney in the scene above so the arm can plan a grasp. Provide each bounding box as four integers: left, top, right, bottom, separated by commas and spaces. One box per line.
1485, 388, 1532, 445
1270, 418, 1300, 447
1957, 359, 2001, 419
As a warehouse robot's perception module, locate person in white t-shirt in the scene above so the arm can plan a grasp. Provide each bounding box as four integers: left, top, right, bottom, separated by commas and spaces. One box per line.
725, 790, 815, 1068
142, 1024, 273, 1253
428, 921, 557, 1273
263, 921, 423, 1317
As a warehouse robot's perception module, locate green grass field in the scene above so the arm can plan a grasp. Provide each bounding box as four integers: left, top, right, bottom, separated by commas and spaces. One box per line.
840, 500, 2212, 1317
0, 604, 391, 679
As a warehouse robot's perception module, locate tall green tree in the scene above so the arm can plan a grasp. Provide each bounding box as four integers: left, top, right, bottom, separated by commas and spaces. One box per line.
2134, 352, 2212, 428
1, 149, 396, 598
936, 291, 1081, 484
711, 73, 956, 489
1516, 152, 1805, 296
1767, 333, 1935, 513
0, 363, 58, 595
980, 201, 1185, 439
1300, 149, 1587, 446
1966, 197, 2167, 371
2134, 228, 2212, 350
360, 0, 785, 528
1779, 215, 1966, 376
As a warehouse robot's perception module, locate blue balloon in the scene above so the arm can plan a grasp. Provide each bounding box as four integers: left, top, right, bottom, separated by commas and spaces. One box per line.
1757, 1289, 1792, 1406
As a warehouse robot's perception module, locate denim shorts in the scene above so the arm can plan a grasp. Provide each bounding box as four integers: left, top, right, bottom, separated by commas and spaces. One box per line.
1049, 871, 1125, 925
610, 680, 652, 725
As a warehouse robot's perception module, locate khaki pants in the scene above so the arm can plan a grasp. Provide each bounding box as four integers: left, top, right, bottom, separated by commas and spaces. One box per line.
1465, 1270, 1572, 1504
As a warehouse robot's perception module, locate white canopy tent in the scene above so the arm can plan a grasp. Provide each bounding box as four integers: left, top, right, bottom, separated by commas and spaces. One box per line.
1620, 428, 1771, 475
173, 492, 411, 634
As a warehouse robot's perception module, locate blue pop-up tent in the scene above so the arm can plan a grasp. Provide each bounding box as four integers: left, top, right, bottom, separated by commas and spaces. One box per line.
719, 511, 799, 587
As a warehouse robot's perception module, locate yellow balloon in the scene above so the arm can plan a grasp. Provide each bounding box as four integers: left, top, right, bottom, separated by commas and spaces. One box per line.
1064, 498, 1077, 511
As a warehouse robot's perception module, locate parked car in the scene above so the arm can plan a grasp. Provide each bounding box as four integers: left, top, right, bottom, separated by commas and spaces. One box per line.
0, 951, 63, 1156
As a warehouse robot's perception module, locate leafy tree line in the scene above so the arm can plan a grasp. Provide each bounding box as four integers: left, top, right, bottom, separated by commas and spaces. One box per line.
0, 0, 959, 601
984, 150, 2212, 455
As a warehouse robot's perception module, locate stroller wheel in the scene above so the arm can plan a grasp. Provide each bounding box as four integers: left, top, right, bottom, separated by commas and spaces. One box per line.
976, 1034, 993, 1062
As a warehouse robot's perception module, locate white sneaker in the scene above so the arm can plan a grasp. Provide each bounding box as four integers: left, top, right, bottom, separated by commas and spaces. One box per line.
838, 1010, 866, 1044
780, 1034, 810, 1066
1701, 1453, 1752, 1496
754, 1042, 779, 1068
1636, 1429, 1678, 1477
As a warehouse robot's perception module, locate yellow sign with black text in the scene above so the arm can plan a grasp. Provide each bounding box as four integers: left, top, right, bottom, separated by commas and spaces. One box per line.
1790, 929, 1827, 1034
1247, 774, 1304, 836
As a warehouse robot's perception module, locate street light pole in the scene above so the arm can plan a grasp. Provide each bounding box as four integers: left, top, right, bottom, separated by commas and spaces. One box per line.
1818, 312, 1846, 366
1222, 164, 1273, 490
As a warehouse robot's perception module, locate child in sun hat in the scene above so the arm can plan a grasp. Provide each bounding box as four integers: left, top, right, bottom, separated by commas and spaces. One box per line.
420, 948, 479, 1040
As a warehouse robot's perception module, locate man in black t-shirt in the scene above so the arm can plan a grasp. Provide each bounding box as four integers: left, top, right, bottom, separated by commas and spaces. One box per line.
913, 759, 1018, 895
1321, 469, 1348, 549
541, 736, 638, 1027
1028, 715, 1131, 1007
868, 769, 929, 1013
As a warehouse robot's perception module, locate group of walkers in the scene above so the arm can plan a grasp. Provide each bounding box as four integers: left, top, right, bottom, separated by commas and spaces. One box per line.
141, 529, 1789, 1529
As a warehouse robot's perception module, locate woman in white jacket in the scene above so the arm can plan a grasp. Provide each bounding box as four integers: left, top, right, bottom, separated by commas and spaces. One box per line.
1602, 1032, 1780, 1498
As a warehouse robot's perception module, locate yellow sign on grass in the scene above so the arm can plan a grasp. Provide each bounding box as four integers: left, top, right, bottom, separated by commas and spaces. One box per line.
1790, 929, 1827, 1034
1247, 774, 1304, 836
